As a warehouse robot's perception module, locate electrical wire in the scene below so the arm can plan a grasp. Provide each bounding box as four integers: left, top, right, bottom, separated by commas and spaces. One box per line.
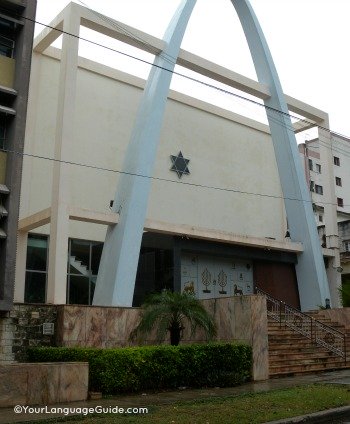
3, 144, 350, 209
1, 3, 350, 209
5, 4, 349, 143
75, 0, 180, 67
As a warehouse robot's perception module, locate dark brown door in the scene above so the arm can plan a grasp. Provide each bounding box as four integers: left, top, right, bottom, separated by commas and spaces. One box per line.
254, 261, 300, 309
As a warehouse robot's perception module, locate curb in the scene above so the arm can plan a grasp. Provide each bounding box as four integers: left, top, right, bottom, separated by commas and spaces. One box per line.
265, 405, 350, 423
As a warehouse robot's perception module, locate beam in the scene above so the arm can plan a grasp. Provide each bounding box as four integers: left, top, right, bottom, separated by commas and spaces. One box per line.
33, 3, 72, 53
68, 206, 118, 225
33, 2, 329, 124
293, 119, 318, 134
79, 6, 165, 55
17, 207, 302, 253
144, 219, 303, 253
18, 207, 51, 232
177, 49, 270, 100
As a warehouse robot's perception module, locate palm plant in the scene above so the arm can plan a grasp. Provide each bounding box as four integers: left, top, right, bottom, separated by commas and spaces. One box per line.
130, 290, 216, 346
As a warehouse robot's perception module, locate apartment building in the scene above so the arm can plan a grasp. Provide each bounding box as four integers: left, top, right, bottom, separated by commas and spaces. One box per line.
299, 133, 350, 287
0, 0, 36, 311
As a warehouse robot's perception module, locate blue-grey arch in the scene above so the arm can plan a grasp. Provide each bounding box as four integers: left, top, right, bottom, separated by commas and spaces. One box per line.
93, 0, 330, 310
93, 0, 197, 307
230, 0, 330, 310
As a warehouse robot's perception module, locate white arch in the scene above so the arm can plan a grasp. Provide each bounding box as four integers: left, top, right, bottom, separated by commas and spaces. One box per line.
93, 0, 330, 310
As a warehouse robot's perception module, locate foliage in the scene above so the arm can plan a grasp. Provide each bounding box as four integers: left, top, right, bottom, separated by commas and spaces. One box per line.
27, 343, 251, 394
130, 290, 216, 345
339, 282, 350, 307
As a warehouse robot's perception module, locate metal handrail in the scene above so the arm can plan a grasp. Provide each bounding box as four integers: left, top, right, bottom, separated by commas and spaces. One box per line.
256, 286, 347, 362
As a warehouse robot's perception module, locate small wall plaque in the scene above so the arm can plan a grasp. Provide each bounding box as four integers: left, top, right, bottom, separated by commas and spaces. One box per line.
42, 323, 55, 335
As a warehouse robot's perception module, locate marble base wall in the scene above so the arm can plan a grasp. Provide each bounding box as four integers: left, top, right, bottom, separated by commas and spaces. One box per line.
181, 296, 268, 381
56, 295, 269, 381
321, 308, 350, 329
56, 305, 142, 348
0, 362, 88, 407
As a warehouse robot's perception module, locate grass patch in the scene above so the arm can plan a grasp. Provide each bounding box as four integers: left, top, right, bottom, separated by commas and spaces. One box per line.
26, 384, 350, 424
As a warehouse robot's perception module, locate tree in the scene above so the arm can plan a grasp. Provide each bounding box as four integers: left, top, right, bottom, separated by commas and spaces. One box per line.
339, 282, 350, 307
130, 290, 216, 346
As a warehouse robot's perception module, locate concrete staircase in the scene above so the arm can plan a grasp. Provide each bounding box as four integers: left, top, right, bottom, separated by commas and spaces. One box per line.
268, 315, 348, 378
307, 309, 350, 361
69, 256, 90, 277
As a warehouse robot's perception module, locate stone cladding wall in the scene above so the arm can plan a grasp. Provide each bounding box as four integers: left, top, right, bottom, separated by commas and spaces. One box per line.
0, 304, 57, 362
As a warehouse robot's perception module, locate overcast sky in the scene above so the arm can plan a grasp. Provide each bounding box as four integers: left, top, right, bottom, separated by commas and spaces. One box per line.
35, 0, 350, 139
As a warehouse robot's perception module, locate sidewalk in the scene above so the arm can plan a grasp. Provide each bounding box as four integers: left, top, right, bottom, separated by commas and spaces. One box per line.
1, 369, 350, 423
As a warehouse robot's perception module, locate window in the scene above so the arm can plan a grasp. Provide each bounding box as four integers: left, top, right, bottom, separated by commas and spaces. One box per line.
309, 180, 315, 192
335, 177, 342, 186
315, 185, 323, 195
0, 18, 16, 58
308, 159, 313, 171
319, 215, 323, 223
344, 241, 350, 252
0, 35, 14, 58
24, 234, 49, 303
0, 114, 6, 150
67, 239, 103, 305
316, 164, 321, 173
334, 156, 340, 166
67, 238, 174, 306
337, 198, 344, 207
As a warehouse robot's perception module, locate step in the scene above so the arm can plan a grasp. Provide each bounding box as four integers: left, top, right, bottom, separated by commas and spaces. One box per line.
269, 364, 350, 378
306, 313, 345, 325
269, 356, 344, 367
268, 332, 346, 340
269, 351, 339, 361
269, 360, 347, 375
268, 319, 345, 330
268, 334, 312, 344
268, 346, 333, 355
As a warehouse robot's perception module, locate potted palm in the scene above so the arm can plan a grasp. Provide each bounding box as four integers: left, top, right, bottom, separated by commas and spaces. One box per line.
130, 290, 216, 346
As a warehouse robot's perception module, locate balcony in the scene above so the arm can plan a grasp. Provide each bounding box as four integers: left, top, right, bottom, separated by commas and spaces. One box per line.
0, 55, 15, 89
1, 0, 26, 10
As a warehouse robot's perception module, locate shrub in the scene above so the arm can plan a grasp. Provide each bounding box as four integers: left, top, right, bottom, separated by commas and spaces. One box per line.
27, 343, 252, 394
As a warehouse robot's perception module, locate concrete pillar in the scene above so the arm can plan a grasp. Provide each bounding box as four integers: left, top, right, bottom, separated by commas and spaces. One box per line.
13, 231, 27, 302
47, 4, 80, 304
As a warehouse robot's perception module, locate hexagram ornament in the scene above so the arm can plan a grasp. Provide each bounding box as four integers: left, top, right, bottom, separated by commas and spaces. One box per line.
170, 151, 190, 178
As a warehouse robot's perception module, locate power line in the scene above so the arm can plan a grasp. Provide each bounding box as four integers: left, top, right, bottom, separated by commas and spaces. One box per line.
2, 4, 350, 208
75, 0, 180, 67
11, 6, 350, 142
3, 146, 350, 208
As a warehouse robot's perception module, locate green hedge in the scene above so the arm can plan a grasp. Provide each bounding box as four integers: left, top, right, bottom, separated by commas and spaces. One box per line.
27, 343, 252, 394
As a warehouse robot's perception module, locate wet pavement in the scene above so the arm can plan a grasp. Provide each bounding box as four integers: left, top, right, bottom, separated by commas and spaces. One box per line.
0, 369, 350, 423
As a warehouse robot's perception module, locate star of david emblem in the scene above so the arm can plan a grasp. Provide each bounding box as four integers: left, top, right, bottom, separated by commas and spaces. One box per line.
170, 151, 190, 178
